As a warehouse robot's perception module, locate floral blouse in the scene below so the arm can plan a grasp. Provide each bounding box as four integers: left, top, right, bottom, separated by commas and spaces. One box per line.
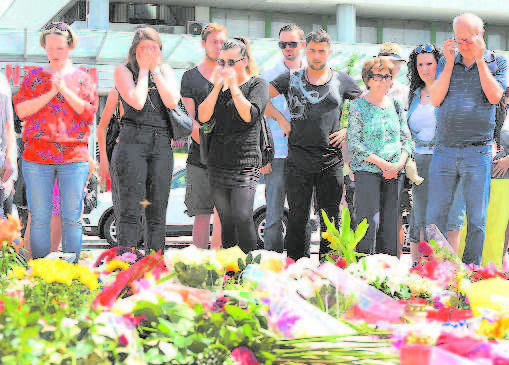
347, 96, 414, 174
13, 67, 98, 164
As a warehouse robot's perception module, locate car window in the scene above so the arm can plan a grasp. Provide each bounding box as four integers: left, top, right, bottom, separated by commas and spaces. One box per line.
171, 170, 186, 189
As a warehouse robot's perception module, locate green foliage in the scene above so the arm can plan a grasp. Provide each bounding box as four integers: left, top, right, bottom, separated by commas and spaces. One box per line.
322, 207, 368, 265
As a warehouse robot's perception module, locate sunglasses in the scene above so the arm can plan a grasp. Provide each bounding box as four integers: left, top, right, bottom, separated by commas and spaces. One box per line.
414, 44, 435, 54
278, 41, 300, 49
217, 58, 245, 67
43, 22, 70, 32
371, 73, 393, 82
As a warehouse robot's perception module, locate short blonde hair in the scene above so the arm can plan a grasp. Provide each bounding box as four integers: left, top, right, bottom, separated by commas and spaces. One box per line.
40, 22, 78, 50
362, 57, 394, 89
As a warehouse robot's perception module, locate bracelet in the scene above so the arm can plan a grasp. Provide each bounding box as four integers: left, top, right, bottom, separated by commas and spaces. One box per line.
231, 91, 242, 97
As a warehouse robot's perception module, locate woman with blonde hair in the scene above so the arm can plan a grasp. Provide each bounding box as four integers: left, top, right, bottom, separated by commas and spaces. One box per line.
198, 37, 269, 253
13, 22, 98, 261
112, 27, 180, 253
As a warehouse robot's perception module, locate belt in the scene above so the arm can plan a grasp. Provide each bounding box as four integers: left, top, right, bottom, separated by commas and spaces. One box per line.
463, 140, 491, 147
122, 112, 169, 129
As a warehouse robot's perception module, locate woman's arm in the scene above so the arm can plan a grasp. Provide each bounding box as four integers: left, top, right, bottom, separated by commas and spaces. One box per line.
152, 64, 179, 110
97, 88, 119, 182
114, 64, 149, 111
198, 84, 221, 123
232, 77, 269, 124
15, 87, 58, 119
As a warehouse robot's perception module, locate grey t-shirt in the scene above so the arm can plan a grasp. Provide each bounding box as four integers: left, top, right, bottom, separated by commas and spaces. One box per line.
271, 69, 361, 173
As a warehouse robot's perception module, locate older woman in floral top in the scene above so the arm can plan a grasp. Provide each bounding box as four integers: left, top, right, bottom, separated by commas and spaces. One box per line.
347, 57, 414, 257
14, 22, 98, 261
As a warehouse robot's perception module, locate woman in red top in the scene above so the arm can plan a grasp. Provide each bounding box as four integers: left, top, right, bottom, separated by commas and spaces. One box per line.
13, 22, 98, 261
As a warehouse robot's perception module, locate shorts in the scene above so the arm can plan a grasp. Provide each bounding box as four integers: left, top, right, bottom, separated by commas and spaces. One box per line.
184, 164, 214, 217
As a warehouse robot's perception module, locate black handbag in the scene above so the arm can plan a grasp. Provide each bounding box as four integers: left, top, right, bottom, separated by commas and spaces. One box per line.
199, 119, 215, 166
260, 116, 274, 167
168, 100, 193, 140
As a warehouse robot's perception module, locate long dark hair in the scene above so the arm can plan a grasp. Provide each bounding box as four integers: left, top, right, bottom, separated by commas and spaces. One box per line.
406, 43, 442, 107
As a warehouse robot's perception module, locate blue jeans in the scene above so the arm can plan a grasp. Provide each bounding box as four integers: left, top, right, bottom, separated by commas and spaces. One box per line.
263, 158, 287, 252
23, 160, 89, 260
409, 153, 465, 243
427, 145, 492, 265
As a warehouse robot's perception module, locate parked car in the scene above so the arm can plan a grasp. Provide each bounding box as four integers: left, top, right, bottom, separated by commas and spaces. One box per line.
82, 167, 317, 248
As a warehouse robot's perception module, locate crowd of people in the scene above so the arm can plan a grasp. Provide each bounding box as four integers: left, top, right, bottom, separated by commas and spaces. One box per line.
0, 12, 508, 268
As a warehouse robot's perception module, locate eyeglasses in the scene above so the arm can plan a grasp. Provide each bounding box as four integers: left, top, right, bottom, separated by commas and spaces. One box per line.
42, 22, 70, 33
371, 73, 393, 82
278, 41, 300, 49
414, 44, 435, 54
455, 32, 480, 45
217, 58, 245, 67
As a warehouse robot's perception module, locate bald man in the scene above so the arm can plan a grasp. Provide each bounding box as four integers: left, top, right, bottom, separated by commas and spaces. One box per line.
427, 13, 507, 265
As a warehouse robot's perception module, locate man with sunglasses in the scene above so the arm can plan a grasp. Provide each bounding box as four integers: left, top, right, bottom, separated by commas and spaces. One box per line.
428, 13, 507, 265
377, 42, 409, 107
261, 24, 307, 253
269, 29, 361, 261
181, 23, 227, 250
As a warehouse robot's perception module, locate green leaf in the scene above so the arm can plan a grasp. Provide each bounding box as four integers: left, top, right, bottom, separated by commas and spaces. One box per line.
173, 335, 193, 348
253, 254, 262, 264
224, 305, 250, 322
157, 318, 176, 335
73, 342, 94, 358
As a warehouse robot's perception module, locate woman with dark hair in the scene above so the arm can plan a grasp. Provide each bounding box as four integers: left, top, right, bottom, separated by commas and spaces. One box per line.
112, 27, 180, 253
406, 43, 465, 261
348, 57, 414, 257
13, 22, 98, 261
198, 37, 269, 253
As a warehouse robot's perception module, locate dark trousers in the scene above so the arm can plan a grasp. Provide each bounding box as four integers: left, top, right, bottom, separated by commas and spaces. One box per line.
112, 125, 173, 253
285, 163, 343, 261
354, 171, 402, 256
212, 183, 258, 253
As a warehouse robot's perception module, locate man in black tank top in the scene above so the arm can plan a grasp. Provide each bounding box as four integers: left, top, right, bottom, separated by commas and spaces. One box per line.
181, 24, 227, 250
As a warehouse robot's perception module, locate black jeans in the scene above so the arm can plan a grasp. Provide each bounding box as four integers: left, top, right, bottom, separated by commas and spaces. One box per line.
112, 124, 173, 253
285, 163, 344, 261
212, 183, 258, 253
354, 171, 402, 256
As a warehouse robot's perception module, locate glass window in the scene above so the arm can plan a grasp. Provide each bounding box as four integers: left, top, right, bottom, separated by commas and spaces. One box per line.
357, 18, 377, 44
435, 22, 454, 47
212, 8, 265, 38
488, 26, 507, 51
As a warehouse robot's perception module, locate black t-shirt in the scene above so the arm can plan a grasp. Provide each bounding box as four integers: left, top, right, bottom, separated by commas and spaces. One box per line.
271, 69, 361, 173
208, 77, 269, 169
180, 66, 214, 168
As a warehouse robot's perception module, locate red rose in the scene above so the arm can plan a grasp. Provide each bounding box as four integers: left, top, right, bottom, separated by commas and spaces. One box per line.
118, 334, 129, 347
335, 258, 347, 269
231, 347, 260, 365
417, 241, 433, 256
0, 300, 5, 315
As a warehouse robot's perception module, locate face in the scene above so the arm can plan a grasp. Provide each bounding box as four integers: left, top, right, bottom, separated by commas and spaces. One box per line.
202, 31, 227, 61
305, 42, 331, 71
279, 30, 304, 61
217, 48, 247, 75
136, 40, 160, 55
44, 33, 71, 66
454, 23, 482, 59
367, 67, 393, 94
380, 56, 404, 76
416, 53, 437, 84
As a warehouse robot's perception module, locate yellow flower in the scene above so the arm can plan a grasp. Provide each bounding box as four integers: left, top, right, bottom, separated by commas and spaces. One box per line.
216, 246, 246, 273
259, 252, 285, 273
105, 259, 131, 272
8, 266, 26, 280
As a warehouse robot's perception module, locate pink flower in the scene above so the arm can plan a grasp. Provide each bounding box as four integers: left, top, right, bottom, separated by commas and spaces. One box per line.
417, 241, 433, 256
231, 347, 260, 365
118, 252, 137, 264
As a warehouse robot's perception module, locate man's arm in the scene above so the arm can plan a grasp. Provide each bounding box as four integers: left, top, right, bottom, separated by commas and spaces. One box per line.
477, 57, 505, 104
182, 97, 200, 143
265, 96, 291, 137
430, 40, 456, 107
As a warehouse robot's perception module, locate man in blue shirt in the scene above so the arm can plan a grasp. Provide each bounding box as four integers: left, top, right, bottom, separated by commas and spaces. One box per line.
428, 13, 507, 265
262, 24, 306, 253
